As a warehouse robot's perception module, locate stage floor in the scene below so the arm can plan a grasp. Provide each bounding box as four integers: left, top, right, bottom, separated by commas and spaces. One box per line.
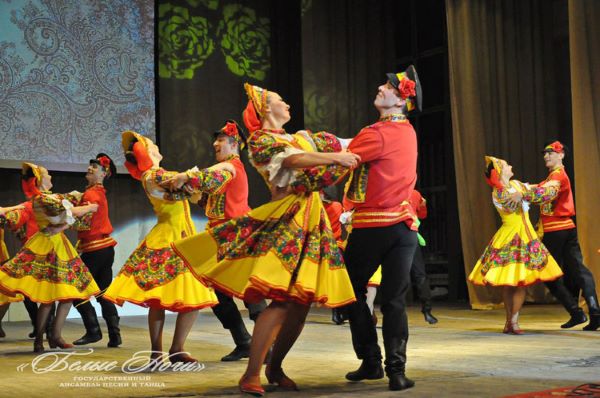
0, 304, 599, 398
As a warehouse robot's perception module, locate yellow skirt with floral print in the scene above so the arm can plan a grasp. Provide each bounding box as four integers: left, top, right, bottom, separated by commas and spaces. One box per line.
0, 232, 99, 303
468, 211, 563, 286
104, 234, 218, 312
173, 192, 356, 308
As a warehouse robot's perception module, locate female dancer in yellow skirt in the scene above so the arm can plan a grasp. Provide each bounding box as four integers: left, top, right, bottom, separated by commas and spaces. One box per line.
0, 217, 25, 337
468, 156, 564, 334
171, 83, 360, 395
0, 163, 100, 351
104, 131, 234, 364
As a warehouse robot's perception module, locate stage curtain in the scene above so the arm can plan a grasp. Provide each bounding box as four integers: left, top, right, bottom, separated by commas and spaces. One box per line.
569, 0, 600, 296
446, 0, 570, 308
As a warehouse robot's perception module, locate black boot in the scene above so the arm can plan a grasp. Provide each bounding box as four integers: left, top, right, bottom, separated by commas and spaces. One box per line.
384, 338, 415, 391
389, 373, 415, 390
23, 298, 38, 338
422, 307, 438, 324
561, 307, 587, 329
345, 358, 384, 381
583, 295, 600, 331
73, 304, 103, 345
105, 315, 122, 347
549, 281, 587, 328
332, 307, 347, 325
45, 306, 55, 341
221, 321, 251, 361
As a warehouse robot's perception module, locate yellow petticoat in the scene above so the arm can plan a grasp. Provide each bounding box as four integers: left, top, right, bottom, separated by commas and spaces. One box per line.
0, 292, 23, 305
173, 192, 356, 308
469, 205, 563, 287
0, 232, 100, 303
367, 266, 382, 287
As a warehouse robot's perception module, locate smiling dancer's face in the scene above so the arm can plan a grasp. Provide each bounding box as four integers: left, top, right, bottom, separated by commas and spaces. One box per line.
39, 167, 52, 191
543, 151, 563, 170
374, 82, 404, 111
265, 92, 291, 124
213, 135, 238, 162
499, 160, 513, 181
147, 140, 163, 166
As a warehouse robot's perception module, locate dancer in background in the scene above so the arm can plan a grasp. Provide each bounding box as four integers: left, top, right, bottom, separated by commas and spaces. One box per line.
0, 163, 100, 352
536, 141, 600, 331
104, 131, 233, 364
172, 83, 359, 396
407, 189, 438, 324
468, 156, 564, 334
72, 154, 121, 347
200, 120, 267, 362
0, 207, 25, 338
0, 185, 55, 339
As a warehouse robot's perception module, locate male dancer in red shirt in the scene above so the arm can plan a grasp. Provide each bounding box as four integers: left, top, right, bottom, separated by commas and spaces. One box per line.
538, 141, 599, 331
72, 154, 121, 346
344, 66, 421, 391
203, 121, 267, 361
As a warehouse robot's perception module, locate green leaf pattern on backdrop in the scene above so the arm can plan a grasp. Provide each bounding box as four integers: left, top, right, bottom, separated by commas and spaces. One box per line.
186, 0, 219, 9
301, 0, 313, 17
159, 2, 270, 81
158, 4, 214, 79
303, 75, 334, 132
217, 4, 270, 81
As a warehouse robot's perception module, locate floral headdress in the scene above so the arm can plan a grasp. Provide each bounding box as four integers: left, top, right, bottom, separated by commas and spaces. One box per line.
484, 155, 504, 189
243, 82, 269, 133
122, 131, 154, 181
21, 162, 43, 198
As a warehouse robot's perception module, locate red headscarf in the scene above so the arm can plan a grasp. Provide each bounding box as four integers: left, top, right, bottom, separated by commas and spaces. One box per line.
243, 100, 261, 133
124, 141, 153, 181
484, 156, 504, 190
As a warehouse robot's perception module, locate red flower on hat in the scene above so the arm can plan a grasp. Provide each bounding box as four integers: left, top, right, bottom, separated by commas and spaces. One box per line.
398, 78, 416, 99
98, 156, 110, 168
222, 121, 238, 138
547, 141, 564, 153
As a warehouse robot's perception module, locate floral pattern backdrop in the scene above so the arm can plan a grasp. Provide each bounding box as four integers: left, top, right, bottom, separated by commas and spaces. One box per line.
158, 0, 270, 81
0, 0, 155, 169
157, 0, 272, 207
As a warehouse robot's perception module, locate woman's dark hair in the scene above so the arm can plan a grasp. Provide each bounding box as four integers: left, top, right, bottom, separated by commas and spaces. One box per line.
124, 138, 138, 165
21, 166, 36, 181
484, 161, 495, 178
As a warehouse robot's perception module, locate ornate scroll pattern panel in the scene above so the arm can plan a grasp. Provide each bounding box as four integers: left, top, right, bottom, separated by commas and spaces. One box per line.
0, 0, 155, 167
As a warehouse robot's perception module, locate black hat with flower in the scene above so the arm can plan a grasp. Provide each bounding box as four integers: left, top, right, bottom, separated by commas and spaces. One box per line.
90, 153, 116, 178
386, 65, 422, 113
214, 120, 248, 150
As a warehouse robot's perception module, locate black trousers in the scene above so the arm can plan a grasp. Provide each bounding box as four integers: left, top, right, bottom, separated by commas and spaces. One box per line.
410, 246, 432, 311
543, 228, 598, 301
74, 246, 118, 319
212, 290, 266, 328
345, 223, 417, 366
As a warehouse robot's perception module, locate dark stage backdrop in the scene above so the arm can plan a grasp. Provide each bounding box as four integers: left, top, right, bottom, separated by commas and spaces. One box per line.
157, 0, 303, 208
